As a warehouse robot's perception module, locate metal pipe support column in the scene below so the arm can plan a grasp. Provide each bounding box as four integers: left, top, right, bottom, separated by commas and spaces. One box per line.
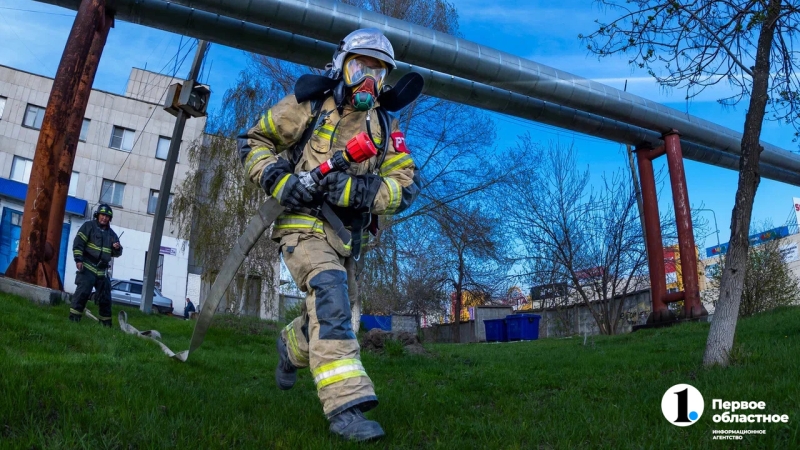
46, 8, 115, 287
9, 0, 109, 285
635, 145, 674, 324
664, 131, 708, 319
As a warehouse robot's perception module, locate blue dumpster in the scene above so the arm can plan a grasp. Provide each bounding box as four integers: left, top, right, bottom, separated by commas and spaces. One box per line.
484, 318, 508, 342
505, 314, 541, 341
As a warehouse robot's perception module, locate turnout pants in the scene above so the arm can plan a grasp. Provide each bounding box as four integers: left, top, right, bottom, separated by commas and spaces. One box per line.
70, 269, 111, 322
280, 233, 377, 418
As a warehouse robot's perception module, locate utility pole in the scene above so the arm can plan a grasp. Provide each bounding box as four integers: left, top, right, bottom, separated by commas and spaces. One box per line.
141, 40, 209, 313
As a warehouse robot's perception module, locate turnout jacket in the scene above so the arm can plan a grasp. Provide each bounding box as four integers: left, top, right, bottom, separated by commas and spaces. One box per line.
72, 220, 123, 276
239, 94, 420, 256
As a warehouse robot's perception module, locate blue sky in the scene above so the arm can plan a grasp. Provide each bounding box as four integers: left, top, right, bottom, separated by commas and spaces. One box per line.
2, 0, 799, 254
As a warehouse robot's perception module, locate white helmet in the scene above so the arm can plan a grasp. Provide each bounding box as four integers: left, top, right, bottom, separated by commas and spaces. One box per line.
332, 28, 396, 74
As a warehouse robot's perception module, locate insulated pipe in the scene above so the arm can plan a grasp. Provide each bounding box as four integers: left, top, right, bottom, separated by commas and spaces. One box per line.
35, 0, 800, 186
158, 0, 800, 171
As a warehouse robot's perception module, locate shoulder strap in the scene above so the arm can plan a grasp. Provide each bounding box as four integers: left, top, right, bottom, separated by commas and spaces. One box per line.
290, 99, 325, 168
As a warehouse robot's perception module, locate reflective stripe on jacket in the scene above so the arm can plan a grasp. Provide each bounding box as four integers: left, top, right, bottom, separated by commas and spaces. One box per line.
72, 220, 122, 270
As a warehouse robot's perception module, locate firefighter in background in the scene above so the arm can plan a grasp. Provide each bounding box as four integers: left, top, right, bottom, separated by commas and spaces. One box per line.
69, 204, 123, 326
238, 28, 421, 441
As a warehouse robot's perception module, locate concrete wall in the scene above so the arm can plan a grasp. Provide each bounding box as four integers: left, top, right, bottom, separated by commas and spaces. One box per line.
391, 315, 418, 334
421, 321, 476, 344
474, 306, 513, 342
536, 290, 652, 338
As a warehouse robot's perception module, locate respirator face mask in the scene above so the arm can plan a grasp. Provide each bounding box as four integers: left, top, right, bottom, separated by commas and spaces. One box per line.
344, 55, 387, 111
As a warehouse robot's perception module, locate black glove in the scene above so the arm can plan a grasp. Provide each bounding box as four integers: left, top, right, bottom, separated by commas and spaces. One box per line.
318, 172, 383, 210
260, 159, 313, 210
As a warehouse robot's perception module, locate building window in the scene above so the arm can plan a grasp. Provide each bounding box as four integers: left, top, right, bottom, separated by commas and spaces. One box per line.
156, 136, 171, 160
147, 190, 174, 217
10, 156, 33, 183
23, 104, 46, 130
109, 126, 135, 152
79, 119, 90, 142
9, 210, 22, 226
100, 179, 125, 207
68, 171, 79, 197
0, 97, 6, 120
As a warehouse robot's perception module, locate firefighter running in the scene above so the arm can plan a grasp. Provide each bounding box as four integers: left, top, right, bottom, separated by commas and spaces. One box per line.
238, 28, 421, 442
68, 203, 123, 327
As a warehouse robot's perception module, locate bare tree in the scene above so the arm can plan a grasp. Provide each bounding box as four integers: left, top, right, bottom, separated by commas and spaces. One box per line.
506, 141, 648, 335
430, 200, 511, 342
583, 0, 797, 365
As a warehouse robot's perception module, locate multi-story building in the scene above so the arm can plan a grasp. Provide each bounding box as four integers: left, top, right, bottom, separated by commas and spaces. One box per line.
0, 65, 206, 307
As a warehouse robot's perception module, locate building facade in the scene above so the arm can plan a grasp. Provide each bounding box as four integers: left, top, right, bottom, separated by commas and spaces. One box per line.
0, 65, 206, 308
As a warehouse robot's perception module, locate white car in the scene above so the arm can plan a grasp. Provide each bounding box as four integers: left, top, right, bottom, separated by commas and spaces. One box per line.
108, 279, 174, 314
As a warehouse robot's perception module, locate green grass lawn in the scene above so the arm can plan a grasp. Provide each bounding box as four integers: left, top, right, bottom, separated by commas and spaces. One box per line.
1, 293, 798, 449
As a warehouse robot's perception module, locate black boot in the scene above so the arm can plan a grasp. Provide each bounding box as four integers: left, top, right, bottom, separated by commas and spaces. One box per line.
329, 407, 385, 442
100, 319, 112, 328
69, 313, 82, 323
275, 336, 297, 390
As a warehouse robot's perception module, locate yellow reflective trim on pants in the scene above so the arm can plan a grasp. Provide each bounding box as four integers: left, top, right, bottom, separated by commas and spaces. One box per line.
383, 178, 402, 215
285, 324, 309, 365
316, 370, 369, 389
312, 359, 368, 389
272, 173, 291, 200
380, 153, 413, 174
99, 316, 111, 320
312, 358, 363, 377
244, 147, 274, 174
259, 110, 282, 144
70, 308, 83, 315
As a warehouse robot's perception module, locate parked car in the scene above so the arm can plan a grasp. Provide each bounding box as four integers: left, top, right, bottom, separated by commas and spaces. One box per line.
104, 279, 174, 314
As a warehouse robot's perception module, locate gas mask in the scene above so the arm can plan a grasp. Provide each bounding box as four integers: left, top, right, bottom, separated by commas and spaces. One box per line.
351, 76, 378, 111
343, 55, 387, 111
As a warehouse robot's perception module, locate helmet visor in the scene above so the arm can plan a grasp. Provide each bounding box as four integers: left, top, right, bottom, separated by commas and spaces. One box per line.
343, 55, 388, 88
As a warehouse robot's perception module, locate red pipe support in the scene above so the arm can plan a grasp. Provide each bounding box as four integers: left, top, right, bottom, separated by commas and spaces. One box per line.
12, 0, 108, 285
663, 131, 708, 319
635, 145, 674, 323
46, 8, 114, 285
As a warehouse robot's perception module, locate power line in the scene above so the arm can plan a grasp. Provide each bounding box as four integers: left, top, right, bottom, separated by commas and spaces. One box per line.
0, 13, 52, 74
0, 6, 75, 17
96, 39, 199, 210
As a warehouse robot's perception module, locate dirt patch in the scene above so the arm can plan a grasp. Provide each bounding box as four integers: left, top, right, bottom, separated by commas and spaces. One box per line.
360, 329, 428, 355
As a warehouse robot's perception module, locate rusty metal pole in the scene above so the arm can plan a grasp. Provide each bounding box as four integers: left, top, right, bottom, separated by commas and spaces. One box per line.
635, 145, 675, 324
11, 0, 106, 285
45, 7, 114, 288
663, 131, 708, 319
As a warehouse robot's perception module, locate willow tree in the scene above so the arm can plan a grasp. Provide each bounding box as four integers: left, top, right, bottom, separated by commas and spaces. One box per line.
171, 71, 285, 315
583, 0, 800, 366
